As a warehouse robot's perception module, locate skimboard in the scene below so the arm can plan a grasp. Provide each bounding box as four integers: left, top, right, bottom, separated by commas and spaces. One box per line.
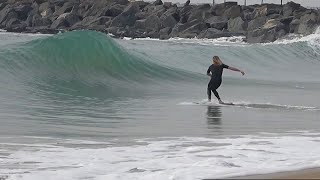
220, 102, 234, 105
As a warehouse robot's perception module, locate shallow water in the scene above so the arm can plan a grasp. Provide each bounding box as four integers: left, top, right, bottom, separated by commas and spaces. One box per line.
0, 31, 319, 179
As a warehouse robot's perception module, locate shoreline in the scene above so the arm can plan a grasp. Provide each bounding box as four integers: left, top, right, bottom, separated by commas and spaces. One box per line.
227, 167, 320, 179
0, 0, 319, 43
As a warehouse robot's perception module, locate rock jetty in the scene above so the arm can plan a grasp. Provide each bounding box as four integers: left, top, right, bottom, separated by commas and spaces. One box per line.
0, 0, 319, 43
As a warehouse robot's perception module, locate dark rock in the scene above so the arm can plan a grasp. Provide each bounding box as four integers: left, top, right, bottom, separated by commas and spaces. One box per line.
243, 10, 254, 21
146, 30, 159, 38
82, 1, 110, 18
51, 14, 67, 29
105, 4, 126, 17
159, 27, 171, 39
289, 18, 299, 33
247, 27, 285, 43
0, 5, 18, 26
53, 2, 76, 17
109, 0, 129, 6
223, 5, 241, 19
178, 21, 207, 38
25, 26, 60, 33
153, 0, 163, 6
184, 0, 190, 7
210, 4, 225, 16
283, 1, 301, 17
64, 13, 80, 27
188, 8, 209, 22
135, 12, 149, 20
297, 13, 318, 35
247, 16, 266, 31
198, 28, 243, 39
39, 2, 54, 17
163, 2, 172, 9
279, 16, 293, 25
205, 16, 228, 30
5, 17, 20, 28
170, 19, 201, 37
110, 14, 136, 27
13, 4, 33, 20
32, 14, 52, 27
228, 16, 247, 33
292, 7, 307, 19
198, 28, 221, 38
267, 14, 281, 19
122, 2, 140, 16
49, 0, 68, 7
246, 19, 286, 43
161, 14, 177, 28
5, 21, 27, 32
144, 5, 166, 17
0, 3, 6, 11
134, 19, 145, 29
224, 2, 238, 8
134, 14, 161, 32
160, 6, 179, 22
72, 15, 111, 30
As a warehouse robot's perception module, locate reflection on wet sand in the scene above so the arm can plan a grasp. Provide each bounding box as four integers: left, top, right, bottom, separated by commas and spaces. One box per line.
206, 105, 222, 129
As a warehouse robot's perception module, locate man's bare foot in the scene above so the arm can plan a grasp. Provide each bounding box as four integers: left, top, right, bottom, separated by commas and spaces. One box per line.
208, 99, 211, 102
218, 100, 224, 104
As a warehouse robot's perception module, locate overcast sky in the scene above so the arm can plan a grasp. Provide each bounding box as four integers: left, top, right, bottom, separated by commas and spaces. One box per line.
155, 0, 320, 7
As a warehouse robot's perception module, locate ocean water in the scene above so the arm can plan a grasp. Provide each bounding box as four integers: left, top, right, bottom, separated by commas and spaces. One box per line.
0, 30, 320, 180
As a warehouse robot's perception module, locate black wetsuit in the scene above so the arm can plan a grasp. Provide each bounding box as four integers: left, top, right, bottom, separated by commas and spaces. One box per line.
207, 64, 229, 100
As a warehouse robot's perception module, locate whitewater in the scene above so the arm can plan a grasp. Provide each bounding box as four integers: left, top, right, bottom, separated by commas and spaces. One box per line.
0, 29, 320, 180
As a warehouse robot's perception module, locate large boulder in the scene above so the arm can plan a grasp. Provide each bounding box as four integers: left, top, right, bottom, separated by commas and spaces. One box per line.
246, 19, 286, 43
283, 1, 301, 17
153, 0, 163, 6
178, 5, 193, 23
39, 2, 54, 17
205, 16, 228, 30
160, 6, 179, 21
228, 16, 247, 33
72, 16, 112, 30
51, 12, 80, 29
289, 18, 300, 33
188, 9, 210, 22
105, 4, 126, 17
134, 14, 161, 32
122, 2, 141, 16
170, 19, 202, 37
5, 19, 27, 32
52, 1, 76, 17
210, 2, 238, 16
110, 14, 136, 27
31, 14, 52, 27
0, 5, 18, 26
252, 4, 282, 19
159, 27, 171, 39
223, 5, 241, 19
297, 12, 318, 35
247, 16, 267, 31
161, 14, 177, 28
198, 28, 243, 39
13, 4, 33, 20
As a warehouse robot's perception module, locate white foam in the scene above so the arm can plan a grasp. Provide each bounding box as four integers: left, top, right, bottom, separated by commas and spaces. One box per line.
2, 133, 320, 180
266, 27, 320, 46
122, 35, 247, 46
178, 100, 319, 111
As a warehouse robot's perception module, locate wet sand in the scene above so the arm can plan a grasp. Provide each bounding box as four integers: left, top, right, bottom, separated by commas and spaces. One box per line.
227, 168, 320, 179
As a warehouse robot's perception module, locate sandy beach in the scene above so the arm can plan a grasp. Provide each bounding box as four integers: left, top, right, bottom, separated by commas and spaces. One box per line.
227, 168, 320, 179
